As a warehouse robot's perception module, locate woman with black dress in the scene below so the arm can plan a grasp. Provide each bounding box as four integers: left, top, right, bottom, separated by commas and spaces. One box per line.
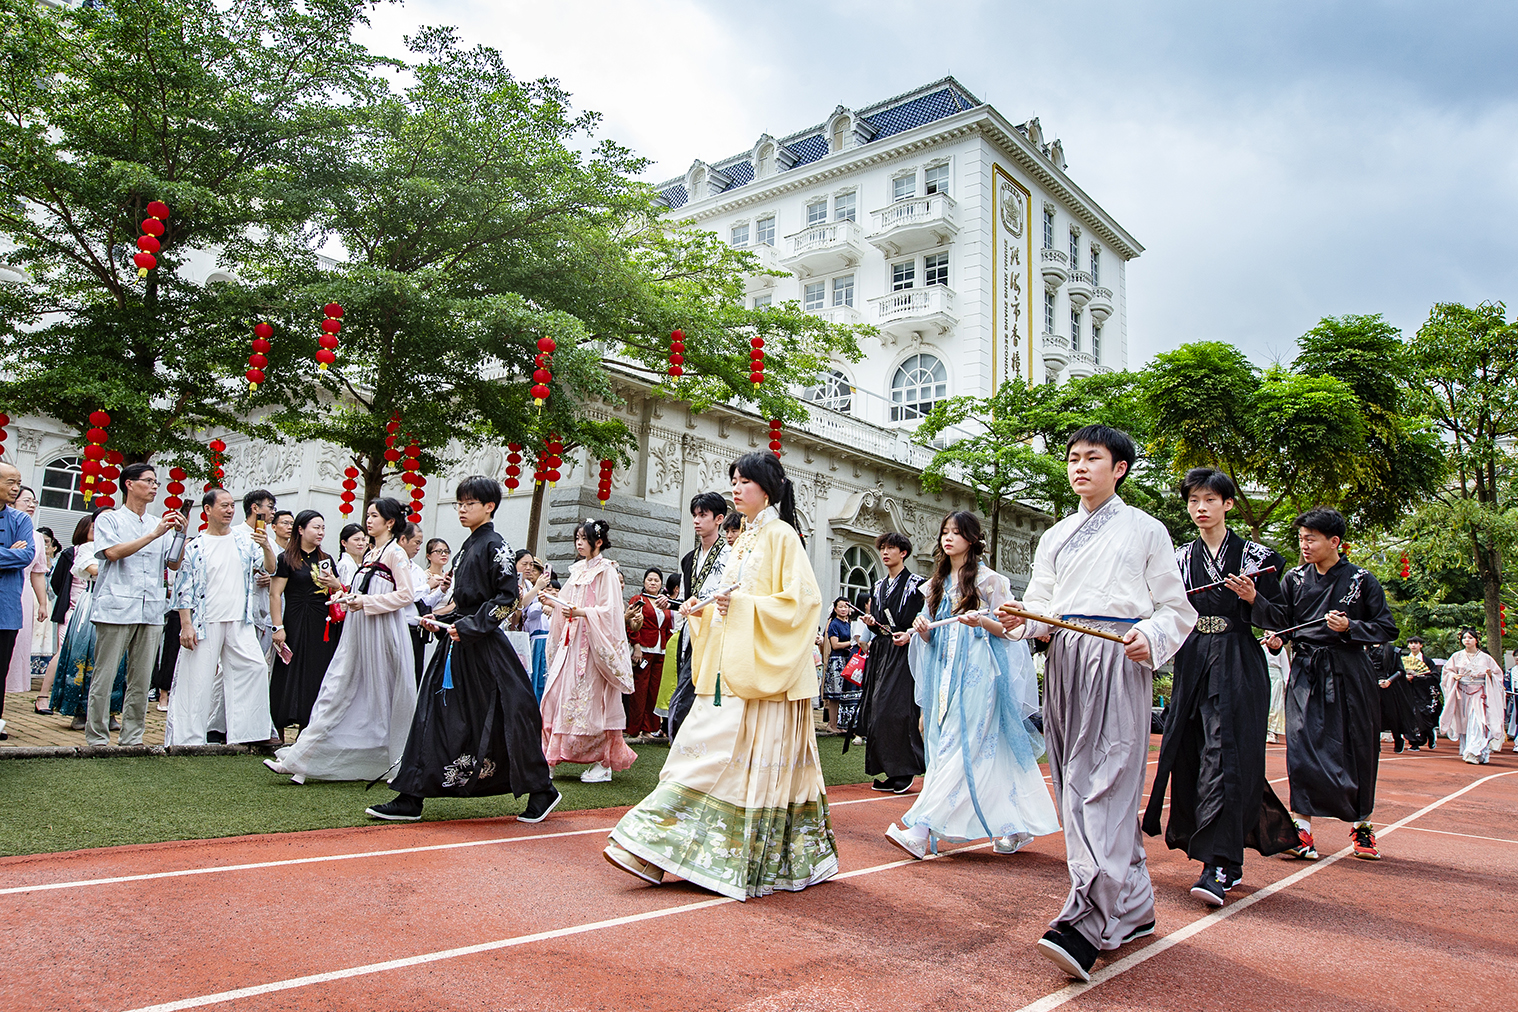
270, 510, 344, 732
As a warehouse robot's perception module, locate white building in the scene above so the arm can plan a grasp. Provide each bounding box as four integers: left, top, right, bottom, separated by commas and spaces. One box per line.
6, 78, 1143, 602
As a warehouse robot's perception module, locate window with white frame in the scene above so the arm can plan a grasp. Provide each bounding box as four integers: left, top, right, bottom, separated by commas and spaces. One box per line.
1042, 208, 1055, 250
834, 191, 856, 222
1044, 290, 1055, 333
809, 369, 853, 413
830, 118, 847, 153
924, 252, 948, 287
840, 545, 880, 605
806, 199, 828, 225
755, 216, 775, 246
890, 353, 948, 421
892, 174, 916, 201
832, 273, 854, 307
891, 260, 915, 291
1071, 308, 1081, 353
1069, 230, 1081, 271
1090, 246, 1101, 286
757, 144, 775, 177
730, 222, 749, 247
1092, 323, 1102, 361
924, 163, 950, 195
753, 294, 772, 309
803, 281, 825, 311
41, 456, 86, 512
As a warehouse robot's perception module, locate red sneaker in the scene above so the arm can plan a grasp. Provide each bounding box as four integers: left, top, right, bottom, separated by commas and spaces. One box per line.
1351, 825, 1380, 860
1282, 827, 1318, 860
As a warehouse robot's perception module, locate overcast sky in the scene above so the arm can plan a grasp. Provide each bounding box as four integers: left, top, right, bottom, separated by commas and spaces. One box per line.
356, 0, 1518, 369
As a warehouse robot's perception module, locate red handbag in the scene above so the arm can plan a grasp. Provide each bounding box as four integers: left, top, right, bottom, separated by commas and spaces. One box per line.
840, 652, 868, 686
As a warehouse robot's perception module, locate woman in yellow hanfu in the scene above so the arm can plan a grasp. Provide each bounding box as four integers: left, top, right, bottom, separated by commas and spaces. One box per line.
605, 452, 836, 900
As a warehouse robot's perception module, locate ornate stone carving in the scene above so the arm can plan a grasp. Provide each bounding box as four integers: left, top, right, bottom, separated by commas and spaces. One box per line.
315, 443, 353, 484
647, 433, 683, 495
227, 440, 303, 489
453, 442, 506, 484
14, 427, 46, 454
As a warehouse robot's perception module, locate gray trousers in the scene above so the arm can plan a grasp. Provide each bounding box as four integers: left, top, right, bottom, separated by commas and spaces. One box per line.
1044, 627, 1156, 951
89, 622, 164, 746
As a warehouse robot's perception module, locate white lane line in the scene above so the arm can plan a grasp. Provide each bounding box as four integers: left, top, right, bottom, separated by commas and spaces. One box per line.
0, 826, 616, 897
116, 841, 990, 1012
1010, 768, 1518, 1012
1396, 825, 1518, 846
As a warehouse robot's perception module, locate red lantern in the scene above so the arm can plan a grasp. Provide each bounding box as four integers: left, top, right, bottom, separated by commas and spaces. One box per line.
537, 337, 556, 354
209, 439, 226, 453
769, 418, 783, 458
246, 369, 265, 385
146, 200, 170, 219
344, 465, 360, 478
140, 218, 165, 238
749, 336, 766, 388
136, 202, 169, 278
247, 322, 275, 391
133, 251, 157, 273
80, 411, 112, 502
668, 329, 686, 381
254, 323, 274, 340
316, 304, 343, 371
597, 457, 614, 502
136, 235, 160, 254
1399, 553, 1410, 579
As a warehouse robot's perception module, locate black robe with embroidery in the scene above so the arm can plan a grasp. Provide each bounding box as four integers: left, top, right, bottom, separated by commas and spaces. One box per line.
1373, 643, 1426, 744
1144, 532, 1297, 866
390, 522, 552, 799
1252, 557, 1398, 822
845, 570, 926, 780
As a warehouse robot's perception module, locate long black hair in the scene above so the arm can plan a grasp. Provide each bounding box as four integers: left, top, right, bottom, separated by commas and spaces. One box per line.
925, 510, 986, 617
729, 451, 801, 539
285, 509, 330, 573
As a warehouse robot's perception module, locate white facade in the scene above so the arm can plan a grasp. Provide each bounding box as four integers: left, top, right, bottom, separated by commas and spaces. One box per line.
5, 79, 1144, 602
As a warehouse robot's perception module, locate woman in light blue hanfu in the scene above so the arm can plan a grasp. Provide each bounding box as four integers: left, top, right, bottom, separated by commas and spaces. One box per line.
885, 511, 1060, 859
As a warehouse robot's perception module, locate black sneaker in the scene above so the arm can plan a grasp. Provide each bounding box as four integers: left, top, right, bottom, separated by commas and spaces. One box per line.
1036, 927, 1098, 982
518, 788, 562, 824
1190, 866, 1227, 907
1393, 739, 1404, 753
1408, 744, 1420, 751
1222, 865, 1243, 891
872, 775, 914, 794
365, 794, 424, 821
1122, 920, 1156, 943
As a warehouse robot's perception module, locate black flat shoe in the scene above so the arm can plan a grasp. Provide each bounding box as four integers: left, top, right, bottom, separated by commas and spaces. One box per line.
1036, 927, 1098, 982
34, 698, 52, 715
366, 794, 424, 821
518, 788, 562, 824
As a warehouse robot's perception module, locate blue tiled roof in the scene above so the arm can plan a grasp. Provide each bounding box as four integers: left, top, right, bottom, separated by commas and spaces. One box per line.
865, 87, 976, 140
789, 134, 830, 166
721, 161, 754, 187
661, 183, 687, 209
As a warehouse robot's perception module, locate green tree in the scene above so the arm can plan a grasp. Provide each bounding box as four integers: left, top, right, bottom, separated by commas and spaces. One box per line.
1401, 301, 1518, 657
0, 0, 387, 470
1144, 341, 1365, 540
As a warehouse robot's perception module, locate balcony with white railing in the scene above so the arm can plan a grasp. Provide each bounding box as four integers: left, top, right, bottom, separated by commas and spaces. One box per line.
780, 218, 866, 278
1040, 248, 1069, 290
736, 242, 783, 288
868, 285, 957, 342
1067, 269, 1094, 309
866, 193, 958, 256
1041, 330, 1070, 372
1066, 350, 1097, 379
1086, 285, 1113, 323
809, 303, 862, 327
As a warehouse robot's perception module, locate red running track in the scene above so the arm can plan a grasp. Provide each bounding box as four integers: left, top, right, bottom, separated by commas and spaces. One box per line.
3, 743, 1516, 1012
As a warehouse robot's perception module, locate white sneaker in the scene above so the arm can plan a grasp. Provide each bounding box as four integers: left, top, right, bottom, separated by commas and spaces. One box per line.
885, 823, 929, 860
580, 762, 612, 783
263, 758, 289, 775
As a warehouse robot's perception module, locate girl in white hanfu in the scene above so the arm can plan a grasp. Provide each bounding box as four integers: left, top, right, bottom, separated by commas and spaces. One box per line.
605, 452, 836, 901
1439, 627, 1505, 765
540, 519, 636, 783
265, 498, 417, 783
885, 511, 1059, 860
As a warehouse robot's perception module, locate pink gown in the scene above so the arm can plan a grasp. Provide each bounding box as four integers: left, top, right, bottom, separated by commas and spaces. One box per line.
540, 555, 637, 770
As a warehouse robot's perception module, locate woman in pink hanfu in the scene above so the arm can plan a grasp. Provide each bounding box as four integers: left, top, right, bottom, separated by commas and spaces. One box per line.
1439, 627, 1506, 765
542, 518, 636, 783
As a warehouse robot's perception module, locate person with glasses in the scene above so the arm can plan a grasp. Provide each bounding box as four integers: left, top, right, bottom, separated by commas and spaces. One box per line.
86, 463, 184, 745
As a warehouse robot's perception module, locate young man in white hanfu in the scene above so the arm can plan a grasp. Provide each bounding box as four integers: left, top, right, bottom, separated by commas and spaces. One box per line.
999, 425, 1197, 982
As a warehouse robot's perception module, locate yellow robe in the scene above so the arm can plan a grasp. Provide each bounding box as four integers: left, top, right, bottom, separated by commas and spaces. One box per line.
687, 509, 821, 702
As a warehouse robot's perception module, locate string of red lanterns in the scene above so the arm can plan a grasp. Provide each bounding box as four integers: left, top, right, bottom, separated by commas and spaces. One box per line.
401, 438, 423, 523
535, 433, 563, 486
80, 411, 111, 505
597, 458, 614, 502
316, 303, 343, 371
532, 336, 556, 407
768, 418, 783, 457
163, 467, 187, 513
0, 411, 9, 458
340, 465, 359, 518
667, 329, 685, 379
100, 450, 122, 509
383, 412, 402, 469
203, 438, 226, 530
134, 201, 170, 279
505, 443, 522, 494
1399, 552, 1410, 579
749, 335, 765, 386
247, 321, 273, 391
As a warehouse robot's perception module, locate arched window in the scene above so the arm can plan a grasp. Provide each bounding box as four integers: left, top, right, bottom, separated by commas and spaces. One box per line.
41, 456, 87, 512
830, 117, 847, 153
756, 144, 774, 177
839, 546, 879, 606
890, 354, 948, 421
808, 369, 853, 414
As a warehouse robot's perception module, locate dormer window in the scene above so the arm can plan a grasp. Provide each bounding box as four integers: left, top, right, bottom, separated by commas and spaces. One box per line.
830, 117, 847, 153
756, 144, 775, 178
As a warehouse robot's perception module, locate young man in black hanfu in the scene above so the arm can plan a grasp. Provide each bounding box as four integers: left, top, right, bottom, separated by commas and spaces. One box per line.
1142, 469, 1298, 907
848, 531, 926, 794
366, 476, 559, 823
667, 492, 730, 742
1241, 507, 1398, 861
1373, 641, 1426, 752
1400, 637, 1440, 751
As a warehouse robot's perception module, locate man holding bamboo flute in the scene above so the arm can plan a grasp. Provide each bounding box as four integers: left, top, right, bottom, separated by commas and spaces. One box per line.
998, 425, 1196, 983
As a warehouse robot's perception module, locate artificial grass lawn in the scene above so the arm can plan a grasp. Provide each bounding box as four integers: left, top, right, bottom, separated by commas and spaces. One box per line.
0, 740, 870, 858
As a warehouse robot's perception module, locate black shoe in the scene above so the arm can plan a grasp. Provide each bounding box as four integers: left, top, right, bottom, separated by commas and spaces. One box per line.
366, 794, 424, 821
1222, 865, 1243, 891
206, 730, 226, 744
1190, 866, 1227, 907
871, 775, 914, 794
1393, 739, 1404, 753
1122, 920, 1156, 943
518, 788, 562, 824
1408, 744, 1420, 751
1036, 927, 1098, 982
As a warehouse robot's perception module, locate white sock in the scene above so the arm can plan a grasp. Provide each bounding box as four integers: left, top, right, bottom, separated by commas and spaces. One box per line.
901, 822, 930, 843
1354, 820, 1373, 831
